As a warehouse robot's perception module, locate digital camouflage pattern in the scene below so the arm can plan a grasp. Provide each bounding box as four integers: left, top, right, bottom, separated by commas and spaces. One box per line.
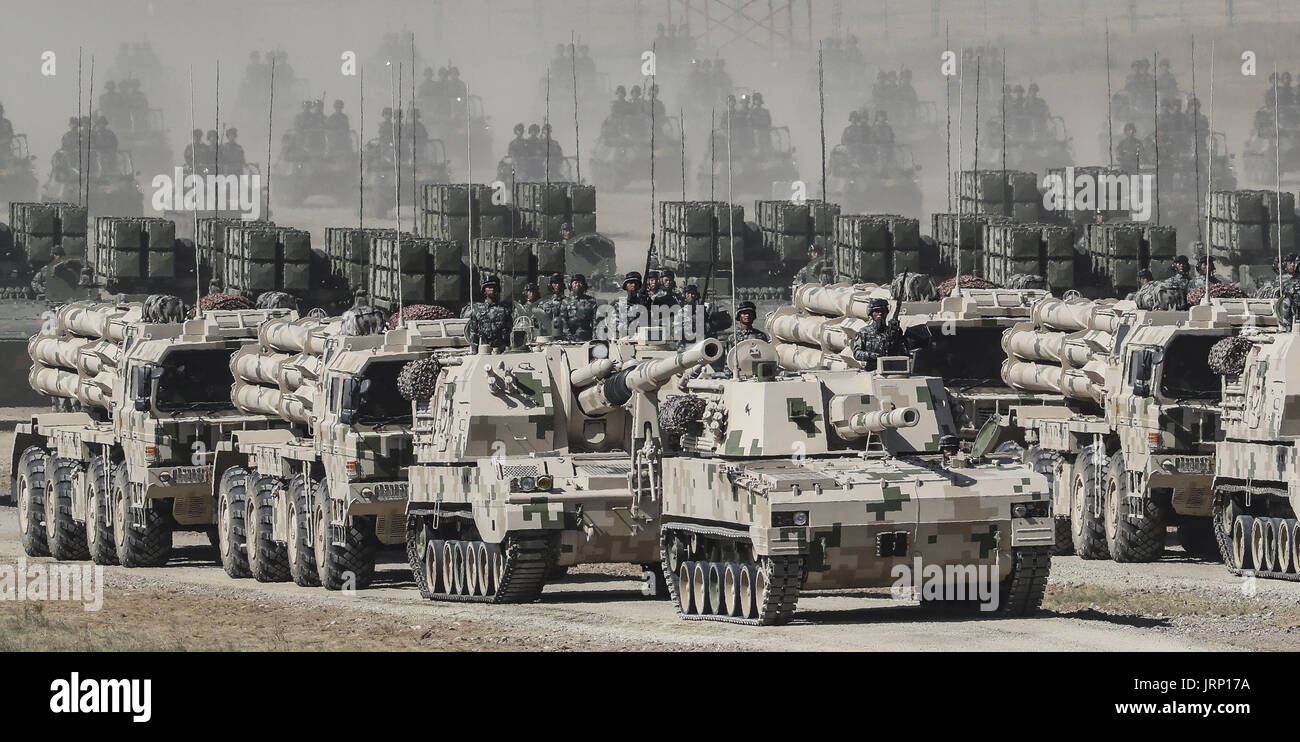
793, 256, 835, 286
466, 300, 513, 349
557, 293, 598, 341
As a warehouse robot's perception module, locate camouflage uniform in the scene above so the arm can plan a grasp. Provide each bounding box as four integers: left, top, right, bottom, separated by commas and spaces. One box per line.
557, 293, 598, 341
538, 293, 564, 322
467, 300, 513, 350
614, 291, 651, 336
793, 256, 834, 285
1280, 276, 1300, 329
850, 319, 906, 366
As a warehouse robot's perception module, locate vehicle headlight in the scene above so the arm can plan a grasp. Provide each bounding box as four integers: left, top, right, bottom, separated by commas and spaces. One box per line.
519, 475, 536, 491
793, 512, 808, 526
536, 475, 553, 490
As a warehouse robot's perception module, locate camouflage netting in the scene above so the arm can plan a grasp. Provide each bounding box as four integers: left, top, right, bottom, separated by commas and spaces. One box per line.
890, 273, 939, 302
143, 294, 187, 323
1208, 336, 1254, 376
937, 275, 999, 296
256, 291, 299, 310
658, 394, 707, 434
1004, 273, 1048, 291
341, 305, 385, 336
397, 358, 443, 401
1186, 283, 1248, 305
199, 293, 255, 313
387, 304, 455, 330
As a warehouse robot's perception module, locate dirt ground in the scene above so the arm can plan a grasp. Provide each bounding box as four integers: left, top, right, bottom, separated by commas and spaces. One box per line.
5, 420, 1300, 652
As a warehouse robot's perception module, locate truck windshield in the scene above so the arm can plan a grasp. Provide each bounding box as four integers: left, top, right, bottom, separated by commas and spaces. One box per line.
355, 360, 412, 424
154, 348, 236, 411
1159, 335, 1222, 400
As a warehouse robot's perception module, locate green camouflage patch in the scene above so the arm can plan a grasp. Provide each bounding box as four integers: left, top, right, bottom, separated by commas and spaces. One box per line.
865, 484, 910, 520
971, 524, 1000, 558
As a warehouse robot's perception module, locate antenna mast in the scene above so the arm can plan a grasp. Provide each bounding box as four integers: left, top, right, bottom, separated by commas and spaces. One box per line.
265, 57, 275, 221
571, 32, 582, 183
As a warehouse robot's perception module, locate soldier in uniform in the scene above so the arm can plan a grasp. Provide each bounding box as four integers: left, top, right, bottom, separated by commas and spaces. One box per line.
657, 269, 683, 305
30, 246, 66, 297
466, 275, 513, 351
1280, 260, 1300, 329
723, 300, 768, 352
508, 123, 528, 158
538, 272, 565, 322
557, 274, 598, 341
1191, 250, 1220, 290
615, 271, 651, 337
184, 128, 206, 170
1125, 268, 1154, 301
794, 238, 834, 285
222, 128, 246, 172
850, 298, 906, 369
1116, 122, 1142, 172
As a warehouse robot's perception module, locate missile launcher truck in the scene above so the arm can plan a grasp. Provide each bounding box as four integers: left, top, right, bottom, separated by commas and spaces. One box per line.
12, 300, 295, 566
212, 314, 470, 588
981, 296, 1280, 562
404, 332, 724, 603
653, 340, 1055, 625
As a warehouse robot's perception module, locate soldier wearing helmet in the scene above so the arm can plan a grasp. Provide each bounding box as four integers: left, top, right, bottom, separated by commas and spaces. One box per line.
538, 272, 566, 322
794, 237, 834, 286
558, 274, 597, 341
723, 300, 769, 352
508, 123, 527, 158
1117, 122, 1143, 172
850, 297, 906, 368
467, 275, 514, 351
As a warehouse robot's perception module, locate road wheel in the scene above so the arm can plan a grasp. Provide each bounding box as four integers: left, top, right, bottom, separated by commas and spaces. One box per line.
1070, 446, 1110, 559
314, 480, 376, 590
46, 457, 89, 560
1025, 447, 1072, 556
16, 446, 50, 557
112, 464, 172, 567
85, 456, 117, 565
1103, 452, 1168, 563
1175, 516, 1221, 560
246, 473, 290, 582
216, 466, 251, 578
287, 474, 319, 587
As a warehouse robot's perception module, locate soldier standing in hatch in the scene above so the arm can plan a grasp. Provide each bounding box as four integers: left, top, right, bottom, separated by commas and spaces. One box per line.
538, 272, 565, 325
794, 238, 834, 285
722, 300, 769, 353
222, 128, 246, 172
1190, 250, 1221, 290
614, 271, 651, 338
1125, 268, 1154, 302
558, 274, 598, 341
851, 298, 907, 369
467, 275, 513, 352
656, 269, 683, 305
1280, 260, 1300, 329
508, 123, 527, 159
1116, 122, 1143, 172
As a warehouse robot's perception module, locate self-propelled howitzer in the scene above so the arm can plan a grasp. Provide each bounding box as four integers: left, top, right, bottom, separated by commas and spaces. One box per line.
405, 334, 724, 603
653, 340, 1054, 625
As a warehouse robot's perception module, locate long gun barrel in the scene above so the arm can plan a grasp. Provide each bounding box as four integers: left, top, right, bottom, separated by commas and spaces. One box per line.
576, 338, 723, 415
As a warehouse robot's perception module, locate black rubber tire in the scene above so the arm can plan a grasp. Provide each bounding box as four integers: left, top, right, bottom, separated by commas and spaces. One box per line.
1103, 452, 1168, 563
247, 473, 290, 583
46, 457, 90, 561
1025, 446, 1073, 556
1070, 446, 1110, 560
112, 464, 172, 567
16, 446, 50, 557
216, 466, 251, 578
287, 474, 320, 587
1175, 516, 1221, 561
995, 547, 1052, 616
406, 514, 435, 599
85, 456, 118, 565
314, 480, 376, 590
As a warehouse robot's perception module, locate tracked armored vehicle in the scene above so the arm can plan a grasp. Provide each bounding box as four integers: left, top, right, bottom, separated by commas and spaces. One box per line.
1212, 329, 1300, 579
212, 314, 470, 588
983, 296, 1278, 562
12, 301, 294, 566
654, 340, 1054, 625
404, 333, 724, 603
826, 143, 922, 218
